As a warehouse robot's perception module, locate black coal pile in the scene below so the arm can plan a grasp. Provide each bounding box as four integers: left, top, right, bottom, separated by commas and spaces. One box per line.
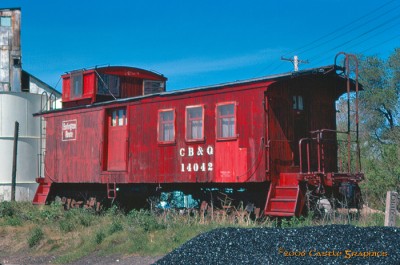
154, 225, 400, 265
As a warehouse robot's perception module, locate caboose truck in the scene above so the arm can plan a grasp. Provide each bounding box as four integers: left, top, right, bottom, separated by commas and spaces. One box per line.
33, 53, 363, 217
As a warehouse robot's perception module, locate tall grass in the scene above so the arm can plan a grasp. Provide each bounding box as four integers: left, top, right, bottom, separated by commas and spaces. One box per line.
0, 201, 394, 264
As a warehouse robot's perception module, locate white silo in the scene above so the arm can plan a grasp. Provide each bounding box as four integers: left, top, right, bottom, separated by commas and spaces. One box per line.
0, 92, 44, 201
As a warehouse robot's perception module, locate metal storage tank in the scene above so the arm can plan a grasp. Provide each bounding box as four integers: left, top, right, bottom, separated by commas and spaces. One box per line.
0, 92, 43, 201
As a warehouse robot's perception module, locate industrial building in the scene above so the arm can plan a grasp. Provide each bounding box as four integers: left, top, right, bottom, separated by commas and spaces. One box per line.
0, 7, 61, 201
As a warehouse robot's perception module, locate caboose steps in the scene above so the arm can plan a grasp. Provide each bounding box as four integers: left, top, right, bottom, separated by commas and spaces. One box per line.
262, 211, 295, 217
32, 178, 51, 205
264, 173, 305, 217
274, 186, 298, 198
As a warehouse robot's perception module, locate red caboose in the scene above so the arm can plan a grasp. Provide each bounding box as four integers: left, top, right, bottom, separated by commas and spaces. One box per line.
33, 61, 363, 217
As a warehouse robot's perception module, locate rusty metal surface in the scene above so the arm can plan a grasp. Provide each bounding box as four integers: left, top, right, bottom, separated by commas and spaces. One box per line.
0, 8, 21, 92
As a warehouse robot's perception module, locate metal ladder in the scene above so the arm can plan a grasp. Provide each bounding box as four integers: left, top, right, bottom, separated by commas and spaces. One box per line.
107, 180, 117, 199
38, 92, 57, 178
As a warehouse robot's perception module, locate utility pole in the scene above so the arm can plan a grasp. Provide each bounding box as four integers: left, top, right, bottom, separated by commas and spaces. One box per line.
281, 55, 309, 71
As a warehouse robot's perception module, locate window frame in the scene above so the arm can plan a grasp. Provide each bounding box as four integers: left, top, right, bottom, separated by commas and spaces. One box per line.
109, 108, 127, 127
216, 102, 237, 141
70, 71, 83, 99
97, 73, 121, 97
185, 105, 205, 142
144, 80, 165, 95
157, 108, 176, 144
292, 95, 304, 111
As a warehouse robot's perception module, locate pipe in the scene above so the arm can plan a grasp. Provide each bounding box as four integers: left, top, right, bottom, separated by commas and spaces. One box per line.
11, 121, 19, 201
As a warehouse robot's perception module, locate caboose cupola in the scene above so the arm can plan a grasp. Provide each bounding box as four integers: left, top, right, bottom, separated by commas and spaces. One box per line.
61, 66, 167, 108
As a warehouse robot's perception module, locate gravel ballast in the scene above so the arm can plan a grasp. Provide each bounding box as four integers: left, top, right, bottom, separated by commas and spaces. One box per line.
155, 225, 400, 265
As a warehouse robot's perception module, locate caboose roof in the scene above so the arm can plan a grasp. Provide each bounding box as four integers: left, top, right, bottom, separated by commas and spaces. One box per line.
162, 65, 343, 95
61, 65, 167, 81
35, 64, 360, 116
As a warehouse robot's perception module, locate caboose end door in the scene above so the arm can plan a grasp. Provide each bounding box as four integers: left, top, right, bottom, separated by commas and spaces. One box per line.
292, 94, 308, 165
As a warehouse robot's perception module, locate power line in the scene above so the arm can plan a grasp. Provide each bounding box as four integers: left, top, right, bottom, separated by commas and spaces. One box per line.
257, 0, 399, 76
289, 4, 400, 58
342, 21, 400, 52
308, 14, 400, 63
360, 35, 400, 54
281, 0, 399, 57
311, 20, 400, 65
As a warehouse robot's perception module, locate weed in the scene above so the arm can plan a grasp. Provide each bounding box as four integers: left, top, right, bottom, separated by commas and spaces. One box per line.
360, 213, 385, 226
127, 209, 165, 232
5, 216, 22, 226
109, 220, 123, 235
28, 227, 44, 248
79, 211, 95, 227
40, 202, 63, 221
0, 201, 16, 217
59, 219, 75, 233
95, 231, 106, 244
106, 204, 122, 217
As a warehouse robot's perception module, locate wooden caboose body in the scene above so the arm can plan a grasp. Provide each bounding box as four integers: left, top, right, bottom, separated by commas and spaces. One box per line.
33, 65, 363, 217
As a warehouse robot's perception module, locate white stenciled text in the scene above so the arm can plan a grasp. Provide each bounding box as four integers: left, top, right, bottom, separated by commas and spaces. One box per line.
179, 145, 214, 172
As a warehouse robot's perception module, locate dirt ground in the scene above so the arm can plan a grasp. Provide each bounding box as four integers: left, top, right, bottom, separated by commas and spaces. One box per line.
0, 254, 163, 265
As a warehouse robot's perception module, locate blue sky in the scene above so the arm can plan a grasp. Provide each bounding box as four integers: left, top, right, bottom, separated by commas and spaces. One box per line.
2, 0, 399, 91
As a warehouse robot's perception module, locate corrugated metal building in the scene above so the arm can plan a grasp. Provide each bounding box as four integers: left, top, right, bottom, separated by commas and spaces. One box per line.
0, 7, 61, 201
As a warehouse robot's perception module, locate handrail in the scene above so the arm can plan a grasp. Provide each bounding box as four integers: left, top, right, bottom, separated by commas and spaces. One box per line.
299, 138, 311, 174
49, 92, 57, 110
334, 52, 361, 173
299, 129, 361, 174
40, 91, 49, 112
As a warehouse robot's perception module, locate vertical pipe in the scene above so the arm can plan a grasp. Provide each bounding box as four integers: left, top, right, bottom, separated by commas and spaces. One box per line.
345, 56, 352, 173
11, 121, 19, 201
39, 92, 47, 178
299, 140, 303, 173
306, 142, 310, 173
338, 143, 343, 172
352, 55, 361, 172
264, 95, 270, 173
317, 132, 321, 172
320, 131, 325, 173
39, 116, 42, 178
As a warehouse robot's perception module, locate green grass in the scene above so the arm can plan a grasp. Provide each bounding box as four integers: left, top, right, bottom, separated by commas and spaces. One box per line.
0, 201, 394, 264
28, 227, 44, 248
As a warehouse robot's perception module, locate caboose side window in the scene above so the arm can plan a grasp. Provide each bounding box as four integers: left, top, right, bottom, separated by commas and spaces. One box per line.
217, 102, 236, 139
70, 71, 83, 99
186, 105, 204, 141
144, 80, 165, 95
158, 109, 175, 143
97, 73, 120, 97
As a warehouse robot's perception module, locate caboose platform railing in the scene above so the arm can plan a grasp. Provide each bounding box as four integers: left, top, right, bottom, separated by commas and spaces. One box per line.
298, 52, 362, 178
299, 129, 361, 175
